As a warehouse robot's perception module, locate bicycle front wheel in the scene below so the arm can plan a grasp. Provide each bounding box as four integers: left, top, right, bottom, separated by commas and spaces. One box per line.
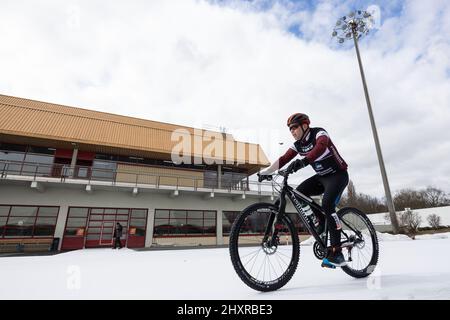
229, 203, 300, 292
338, 207, 379, 278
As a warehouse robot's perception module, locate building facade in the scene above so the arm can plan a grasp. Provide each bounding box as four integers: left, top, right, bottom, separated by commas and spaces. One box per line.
0, 94, 306, 252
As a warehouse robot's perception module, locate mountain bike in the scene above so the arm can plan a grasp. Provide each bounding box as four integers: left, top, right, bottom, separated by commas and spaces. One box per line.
229, 169, 379, 292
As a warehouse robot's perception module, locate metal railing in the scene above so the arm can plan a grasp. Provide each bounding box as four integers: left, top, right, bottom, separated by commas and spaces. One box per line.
0, 160, 276, 194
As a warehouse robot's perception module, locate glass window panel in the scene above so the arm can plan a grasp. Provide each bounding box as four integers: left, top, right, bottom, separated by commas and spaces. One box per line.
204, 219, 216, 227
24, 154, 54, 164
38, 207, 59, 217
87, 221, 102, 227
170, 210, 186, 225
90, 209, 104, 214
0, 143, 27, 152
36, 217, 57, 226
154, 210, 169, 218
34, 225, 55, 236
87, 227, 101, 234
64, 228, 76, 236
10, 206, 38, 217
204, 211, 216, 219
187, 211, 203, 219
87, 234, 100, 240
4, 226, 33, 237
154, 218, 169, 226
117, 209, 129, 216
222, 211, 238, 235
132, 228, 146, 236
185, 219, 203, 234
0, 206, 10, 216
90, 215, 103, 221
67, 217, 87, 227
131, 209, 147, 218
203, 219, 216, 235
103, 215, 116, 220
0, 216, 7, 226
0, 151, 25, 162
130, 219, 145, 227
7, 216, 36, 226
27, 146, 55, 155
21, 163, 41, 175
3, 162, 22, 174
91, 161, 116, 180
184, 224, 202, 234
153, 219, 171, 236
68, 208, 89, 217
104, 209, 116, 215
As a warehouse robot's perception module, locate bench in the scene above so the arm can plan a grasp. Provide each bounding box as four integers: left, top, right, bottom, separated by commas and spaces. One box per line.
0, 238, 54, 253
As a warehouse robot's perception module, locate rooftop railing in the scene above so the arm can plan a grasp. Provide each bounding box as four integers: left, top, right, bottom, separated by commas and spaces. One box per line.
0, 160, 279, 194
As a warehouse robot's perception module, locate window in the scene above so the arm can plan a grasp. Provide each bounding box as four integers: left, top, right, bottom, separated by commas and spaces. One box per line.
286, 213, 307, 233
222, 211, 239, 235
129, 209, 147, 236
0, 205, 59, 238
64, 208, 89, 236
153, 209, 216, 237
0, 143, 27, 152
92, 160, 117, 180
27, 146, 55, 155
0, 151, 25, 173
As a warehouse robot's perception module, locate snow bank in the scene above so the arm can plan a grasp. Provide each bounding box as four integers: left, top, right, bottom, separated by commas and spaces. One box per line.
376, 231, 412, 241
301, 231, 450, 244
414, 232, 450, 240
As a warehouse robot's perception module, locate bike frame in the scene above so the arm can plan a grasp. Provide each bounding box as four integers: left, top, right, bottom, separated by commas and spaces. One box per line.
263, 170, 362, 253
265, 171, 330, 251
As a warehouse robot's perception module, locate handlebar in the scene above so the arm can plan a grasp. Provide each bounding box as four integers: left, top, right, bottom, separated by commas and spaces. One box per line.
257, 168, 292, 183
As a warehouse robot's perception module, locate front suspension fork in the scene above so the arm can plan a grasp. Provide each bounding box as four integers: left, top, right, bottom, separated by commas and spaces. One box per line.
263, 193, 286, 245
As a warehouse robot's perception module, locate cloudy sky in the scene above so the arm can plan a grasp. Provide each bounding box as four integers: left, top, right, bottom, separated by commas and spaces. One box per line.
1, 0, 449, 198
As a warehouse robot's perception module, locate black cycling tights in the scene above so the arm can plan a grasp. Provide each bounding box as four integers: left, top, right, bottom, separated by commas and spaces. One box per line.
296, 170, 349, 247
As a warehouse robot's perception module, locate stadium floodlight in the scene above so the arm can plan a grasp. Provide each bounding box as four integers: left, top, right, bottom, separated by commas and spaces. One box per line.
332, 10, 400, 234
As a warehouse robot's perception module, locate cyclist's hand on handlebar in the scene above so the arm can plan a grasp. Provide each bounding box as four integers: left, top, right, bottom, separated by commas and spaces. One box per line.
257, 172, 272, 182
286, 158, 309, 174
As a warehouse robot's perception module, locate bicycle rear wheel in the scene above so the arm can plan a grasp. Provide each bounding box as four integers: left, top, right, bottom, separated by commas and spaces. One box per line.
229, 203, 300, 292
338, 207, 379, 278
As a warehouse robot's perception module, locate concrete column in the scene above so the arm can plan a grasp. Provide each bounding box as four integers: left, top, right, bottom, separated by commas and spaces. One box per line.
217, 165, 222, 189
54, 204, 69, 250
70, 146, 78, 178
216, 210, 223, 245
145, 208, 155, 247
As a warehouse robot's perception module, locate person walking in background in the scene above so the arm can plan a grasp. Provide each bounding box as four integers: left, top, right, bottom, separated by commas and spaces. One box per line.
113, 222, 123, 249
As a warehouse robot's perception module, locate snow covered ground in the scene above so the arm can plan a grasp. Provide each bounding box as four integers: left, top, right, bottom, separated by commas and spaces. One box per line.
1, 233, 450, 300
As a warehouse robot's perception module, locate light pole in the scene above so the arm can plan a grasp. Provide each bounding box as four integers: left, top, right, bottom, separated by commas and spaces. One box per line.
332, 10, 400, 233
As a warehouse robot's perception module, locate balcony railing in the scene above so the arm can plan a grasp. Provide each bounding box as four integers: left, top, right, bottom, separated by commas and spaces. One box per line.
0, 160, 277, 194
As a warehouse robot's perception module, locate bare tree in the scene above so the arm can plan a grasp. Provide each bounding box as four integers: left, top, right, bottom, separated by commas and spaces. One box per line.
394, 189, 427, 210
427, 214, 441, 229
347, 180, 357, 206
423, 187, 450, 207
400, 208, 422, 238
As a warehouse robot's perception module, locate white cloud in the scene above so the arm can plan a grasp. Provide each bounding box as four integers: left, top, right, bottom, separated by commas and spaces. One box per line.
0, 0, 449, 198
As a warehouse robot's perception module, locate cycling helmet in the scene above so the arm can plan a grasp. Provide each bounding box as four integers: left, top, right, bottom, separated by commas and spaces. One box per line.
287, 113, 310, 127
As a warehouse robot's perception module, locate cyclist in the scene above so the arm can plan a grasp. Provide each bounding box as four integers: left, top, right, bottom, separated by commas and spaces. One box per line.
258, 113, 349, 267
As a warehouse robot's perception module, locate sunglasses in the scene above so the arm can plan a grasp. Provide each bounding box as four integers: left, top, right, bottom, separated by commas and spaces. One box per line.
289, 124, 300, 131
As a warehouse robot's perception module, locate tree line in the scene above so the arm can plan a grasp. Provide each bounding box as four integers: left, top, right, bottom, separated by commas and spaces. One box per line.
338, 180, 450, 214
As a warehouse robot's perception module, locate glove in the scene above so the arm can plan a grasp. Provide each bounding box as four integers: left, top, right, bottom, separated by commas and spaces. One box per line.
257, 172, 272, 182
286, 158, 309, 173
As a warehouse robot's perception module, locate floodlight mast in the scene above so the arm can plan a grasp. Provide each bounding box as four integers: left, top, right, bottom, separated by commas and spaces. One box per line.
332, 10, 400, 234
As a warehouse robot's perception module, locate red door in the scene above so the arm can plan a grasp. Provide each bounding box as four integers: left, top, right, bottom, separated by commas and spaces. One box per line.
84, 208, 129, 248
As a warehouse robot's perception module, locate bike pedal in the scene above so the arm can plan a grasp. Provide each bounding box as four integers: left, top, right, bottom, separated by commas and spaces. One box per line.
321, 260, 336, 269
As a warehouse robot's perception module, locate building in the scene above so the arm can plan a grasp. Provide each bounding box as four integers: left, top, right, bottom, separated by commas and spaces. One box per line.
0, 94, 307, 252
